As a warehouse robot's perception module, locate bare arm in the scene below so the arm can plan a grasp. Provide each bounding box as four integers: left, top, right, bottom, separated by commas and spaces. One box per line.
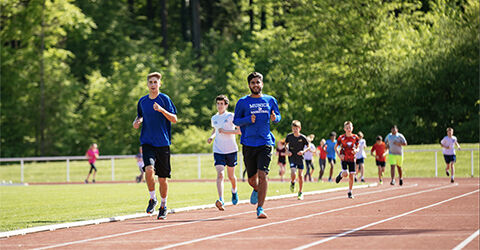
133, 116, 143, 129
153, 102, 178, 123
218, 127, 241, 135
207, 128, 215, 144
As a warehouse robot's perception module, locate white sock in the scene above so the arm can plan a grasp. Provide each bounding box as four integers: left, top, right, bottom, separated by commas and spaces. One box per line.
149, 191, 156, 200
161, 197, 167, 207
348, 189, 352, 192
232, 188, 237, 193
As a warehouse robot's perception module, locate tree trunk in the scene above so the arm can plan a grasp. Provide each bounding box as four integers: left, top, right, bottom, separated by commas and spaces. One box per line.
191, 0, 201, 51
147, 0, 154, 22
128, 0, 134, 15
261, 6, 266, 30
160, 0, 168, 56
39, 0, 46, 155
249, 0, 254, 32
180, 0, 189, 41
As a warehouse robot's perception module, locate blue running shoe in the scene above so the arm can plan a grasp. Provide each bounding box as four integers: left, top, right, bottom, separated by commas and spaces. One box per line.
146, 198, 158, 214
257, 206, 267, 219
232, 192, 239, 205
250, 190, 258, 205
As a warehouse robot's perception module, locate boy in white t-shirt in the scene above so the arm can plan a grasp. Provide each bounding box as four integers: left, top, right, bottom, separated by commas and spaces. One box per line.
303, 134, 316, 182
354, 131, 367, 183
207, 95, 241, 210
440, 127, 461, 183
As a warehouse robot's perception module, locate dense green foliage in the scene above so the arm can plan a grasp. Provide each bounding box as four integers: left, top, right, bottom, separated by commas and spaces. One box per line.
1, 0, 478, 157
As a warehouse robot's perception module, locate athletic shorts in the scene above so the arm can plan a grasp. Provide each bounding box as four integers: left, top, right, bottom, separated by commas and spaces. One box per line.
356, 158, 364, 164
319, 158, 326, 170
444, 154, 456, 164
376, 160, 386, 167
327, 157, 336, 164
290, 162, 304, 170
89, 163, 97, 173
242, 145, 272, 178
214, 152, 237, 167
388, 154, 403, 167
341, 161, 356, 173
278, 156, 286, 165
142, 144, 171, 178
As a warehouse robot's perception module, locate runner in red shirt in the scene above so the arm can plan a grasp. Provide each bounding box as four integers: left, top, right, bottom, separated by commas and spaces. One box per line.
334, 121, 359, 198
371, 135, 388, 184
316, 139, 327, 182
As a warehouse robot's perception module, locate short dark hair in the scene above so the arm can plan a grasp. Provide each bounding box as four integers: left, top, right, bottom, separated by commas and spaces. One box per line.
215, 95, 229, 105
376, 135, 383, 141
392, 125, 398, 129
247, 72, 263, 83
329, 131, 337, 137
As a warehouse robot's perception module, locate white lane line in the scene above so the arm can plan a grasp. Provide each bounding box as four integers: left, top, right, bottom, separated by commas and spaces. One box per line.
33, 185, 398, 250
293, 189, 479, 250
154, 184, 456, 250
452, 229, 480, 250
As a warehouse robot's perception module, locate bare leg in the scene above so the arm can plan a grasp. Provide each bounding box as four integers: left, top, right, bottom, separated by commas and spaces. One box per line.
298, 169, 304, 193
215, 165, 225, 200
248, 173, 258, 190
227, 166, 237, 191
329, 162, 334, 180
158, 177, 168, 202
145, 165, 156, 192
397, 166, 403, 179
390, 165, 396, 181
349, 173, 354, 191
257, 170, 268, 208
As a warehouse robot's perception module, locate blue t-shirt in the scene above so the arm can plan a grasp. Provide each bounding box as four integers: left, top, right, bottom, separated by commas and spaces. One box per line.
137, 93, 177, 147
325, 139, 337, 159
233, 95, 281, 147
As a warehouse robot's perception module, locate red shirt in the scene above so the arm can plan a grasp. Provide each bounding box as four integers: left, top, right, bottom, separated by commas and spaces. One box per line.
336, 134, 359, 162
317, 145, 327, 159
371, 142, 387, 162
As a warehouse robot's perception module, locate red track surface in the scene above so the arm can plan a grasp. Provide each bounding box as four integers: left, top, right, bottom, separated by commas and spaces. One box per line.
1, 178, 479, 249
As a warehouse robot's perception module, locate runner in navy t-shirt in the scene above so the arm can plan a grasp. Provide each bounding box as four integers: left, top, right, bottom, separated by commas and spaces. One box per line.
133, 72, 177, 220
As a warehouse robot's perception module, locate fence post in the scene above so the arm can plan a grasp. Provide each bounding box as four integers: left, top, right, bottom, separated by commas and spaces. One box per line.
197, 155, 201, 179
434, 151, 438, 177
471, 150, 474, 177
66, 158, 70, 182
20, 159, 24, 183
111, 158, 115, 181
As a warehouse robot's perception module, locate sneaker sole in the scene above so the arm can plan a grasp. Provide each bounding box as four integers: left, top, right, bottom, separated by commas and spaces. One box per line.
215, 200, 225, 211
147, 201, 158, 214
257, 213, 267, 219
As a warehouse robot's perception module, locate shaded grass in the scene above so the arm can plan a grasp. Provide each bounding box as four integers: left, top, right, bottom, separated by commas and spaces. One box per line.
0, 181, 345, 232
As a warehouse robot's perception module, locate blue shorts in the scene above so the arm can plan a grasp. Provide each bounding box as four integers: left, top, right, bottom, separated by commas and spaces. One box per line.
214, 152, 237, 167
356, 158, 364, 164
327, 157, 336, 164
444, 154, 456, 164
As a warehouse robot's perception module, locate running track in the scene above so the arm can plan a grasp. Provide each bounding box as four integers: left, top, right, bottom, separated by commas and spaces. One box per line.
1, 178, 478, 249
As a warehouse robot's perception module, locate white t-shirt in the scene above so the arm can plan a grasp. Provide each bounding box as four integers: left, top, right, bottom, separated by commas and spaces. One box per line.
355, 139, 367, 159
303, 143, 316, 160
441, 136, 457, 155
211, 112, 238, 154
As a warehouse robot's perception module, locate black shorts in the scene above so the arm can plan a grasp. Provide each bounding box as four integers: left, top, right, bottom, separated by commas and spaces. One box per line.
142, 144, 171, 178
376, 160, 386, 167
89, 163, 97, 173
341, 161, 356, 173
319, 159, 326, 169
328, 157, 336, 164
242, 145, 272, 178
356, 158, 364, 164
444, 155, 456, 164
214, 152, 237, 167
278, 156, 286, 165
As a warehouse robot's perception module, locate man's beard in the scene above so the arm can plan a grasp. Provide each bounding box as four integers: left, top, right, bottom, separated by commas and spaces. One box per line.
249, 86, 262, 95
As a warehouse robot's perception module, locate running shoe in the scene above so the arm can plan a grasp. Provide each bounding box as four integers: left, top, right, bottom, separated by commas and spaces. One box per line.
348, 192, 353, 199
399, 179, 403, 186
451, 178, 454, 183
379, 179, 383, 185
84, 179, 88, 184
390, 180, 395, 185
328, 178, 332, 182
232, 192, 239, 205
257, 206, 267, 219
361, 178, 365, 183
290, 182, 295, 192
157, 206, 168, 220
215, 200, 225, 211
92, 179, 95, 183
335, 173, 342, 184
446, 170, 450, 176
297, 192, 304, 200
250, 190, 258, 205
146, 198, 158, 214
354, 177, 358, 182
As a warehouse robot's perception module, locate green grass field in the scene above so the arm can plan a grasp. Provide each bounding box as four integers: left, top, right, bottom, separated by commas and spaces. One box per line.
0, 143, 478, 232
0, 144, 478, 183
0, 181, 346, 232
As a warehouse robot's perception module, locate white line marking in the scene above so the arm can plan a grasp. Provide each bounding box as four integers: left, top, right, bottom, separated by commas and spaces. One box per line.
293, 189, 479, 250
32, 184, 405, 249
452, 229, 480, 250
153, 184, 457, 250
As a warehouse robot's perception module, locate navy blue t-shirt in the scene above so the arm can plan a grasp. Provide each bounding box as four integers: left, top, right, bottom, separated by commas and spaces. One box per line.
137, 93, 177, 147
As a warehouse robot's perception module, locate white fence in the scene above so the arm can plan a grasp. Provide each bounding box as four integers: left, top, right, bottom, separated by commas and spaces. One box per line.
0, 148, 477, 183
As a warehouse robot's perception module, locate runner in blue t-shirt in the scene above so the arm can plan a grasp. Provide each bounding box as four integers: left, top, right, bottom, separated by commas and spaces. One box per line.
325, 131, 337, 182
233, 72, 281, 219
133, 72, 177, 220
